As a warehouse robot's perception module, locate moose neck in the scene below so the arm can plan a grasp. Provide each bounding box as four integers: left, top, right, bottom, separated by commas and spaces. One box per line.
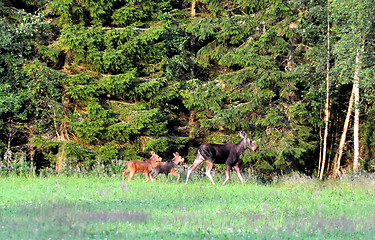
236, 139, 248, 154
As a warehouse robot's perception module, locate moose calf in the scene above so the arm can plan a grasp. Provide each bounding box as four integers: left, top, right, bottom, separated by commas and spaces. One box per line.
152, 152, 184, 182
122, 151, 162, 182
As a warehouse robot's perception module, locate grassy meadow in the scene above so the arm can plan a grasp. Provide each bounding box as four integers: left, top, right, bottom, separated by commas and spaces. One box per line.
1, 173, 374, 239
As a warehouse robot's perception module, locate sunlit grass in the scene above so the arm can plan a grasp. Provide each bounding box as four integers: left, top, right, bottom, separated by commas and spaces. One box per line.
1, 174, 374, 239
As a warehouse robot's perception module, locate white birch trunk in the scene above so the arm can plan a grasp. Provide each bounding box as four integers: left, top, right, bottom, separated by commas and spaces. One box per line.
319, 2, 330, 179
353, 49, 361, 171
191, 0, 196, 17
332, 86, 354, 178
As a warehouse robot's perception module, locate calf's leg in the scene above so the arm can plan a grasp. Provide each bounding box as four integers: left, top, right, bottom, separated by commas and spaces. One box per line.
144, 171, 150, 182
149, 172, 155, 182
152, 169, 160, 180
170, 168, 180, 182
122, 169, 130, 181
165, 173, 169, 182
128, 170, 135, 182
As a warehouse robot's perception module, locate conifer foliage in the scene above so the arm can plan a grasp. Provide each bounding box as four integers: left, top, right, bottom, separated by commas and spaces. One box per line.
0, 0, 374, 175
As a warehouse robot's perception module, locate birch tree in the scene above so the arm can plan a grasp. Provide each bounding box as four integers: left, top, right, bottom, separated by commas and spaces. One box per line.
332, 87, 354, 177
330, 0, 375, 174
319, 0, 330, 179
353, 48, 361, 171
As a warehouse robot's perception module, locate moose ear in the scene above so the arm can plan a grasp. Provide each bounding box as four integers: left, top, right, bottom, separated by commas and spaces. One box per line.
239, 131, 247, 138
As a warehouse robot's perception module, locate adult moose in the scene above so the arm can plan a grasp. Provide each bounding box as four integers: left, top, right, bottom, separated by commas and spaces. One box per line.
185, 132, 258, 185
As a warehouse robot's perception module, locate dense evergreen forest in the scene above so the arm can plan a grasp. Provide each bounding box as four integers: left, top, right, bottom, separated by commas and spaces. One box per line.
1, 0, 374, 177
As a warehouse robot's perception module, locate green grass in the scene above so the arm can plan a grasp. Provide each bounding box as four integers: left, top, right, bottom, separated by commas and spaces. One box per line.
1, 174, 374, 239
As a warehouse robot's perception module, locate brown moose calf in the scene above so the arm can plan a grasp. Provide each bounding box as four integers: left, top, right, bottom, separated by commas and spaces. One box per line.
152, 152, 184, 182
122, 151, 162, 182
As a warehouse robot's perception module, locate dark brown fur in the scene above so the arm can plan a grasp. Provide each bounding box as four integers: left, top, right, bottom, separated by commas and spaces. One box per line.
185, 132, 258, 185
152, 152, 184, 182
122, 151, 162, 182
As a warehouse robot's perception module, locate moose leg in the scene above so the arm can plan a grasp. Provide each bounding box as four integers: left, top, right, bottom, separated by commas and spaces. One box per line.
128, 171, 135, 182
233, 163, 244, 184
170, 168, 180, 182
165, 173, 169, 182
152, 169, 159, 181
153, 173, 160, 182
205, 161, 216, 185
185, 152, 205, 185
175, 173, 181, 182
122, 169, 129, 181
144, 171, 151, 182
222, 165, 231, 185
149, 172, 155, 182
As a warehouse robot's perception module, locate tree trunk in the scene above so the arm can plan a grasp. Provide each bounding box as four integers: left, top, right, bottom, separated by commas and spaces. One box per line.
191, 0, 196, 17
4, 118, 15, 163
54, 93, 70, 173
353, 49, 361, 171
188, 111, 196, 138
55, 143, 66, 173
55, 130, 68, 173
320, 85, 330, 179
4, 137, 12, 163
332, 86, 354, 178
319, 2, 330, 179
318, 125, 322, 176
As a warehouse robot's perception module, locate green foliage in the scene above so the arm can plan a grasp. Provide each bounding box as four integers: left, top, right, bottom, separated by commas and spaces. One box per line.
110, 105, 169, 141
68, 93, 168, 146
182, 0, 319, 172
0, 11, 64, 165
58, 15, 187, 76
65, 73, 102, 105
143, 136, 189, 154
298, 0, 375, 173
0, 16, 49, 122
112, 0, 170, 27
186, 18, 219, 42
70, 101, 115, 145
45, 0, 114, 25
133, 108, 168, 136
23, 61, 64, 121
65, 142, 94, 161
96, 142, 118, 164
2, 0, 375, 176
59, 25, 106, 69
107, 122, 141, 143
46, 0, 173, 26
